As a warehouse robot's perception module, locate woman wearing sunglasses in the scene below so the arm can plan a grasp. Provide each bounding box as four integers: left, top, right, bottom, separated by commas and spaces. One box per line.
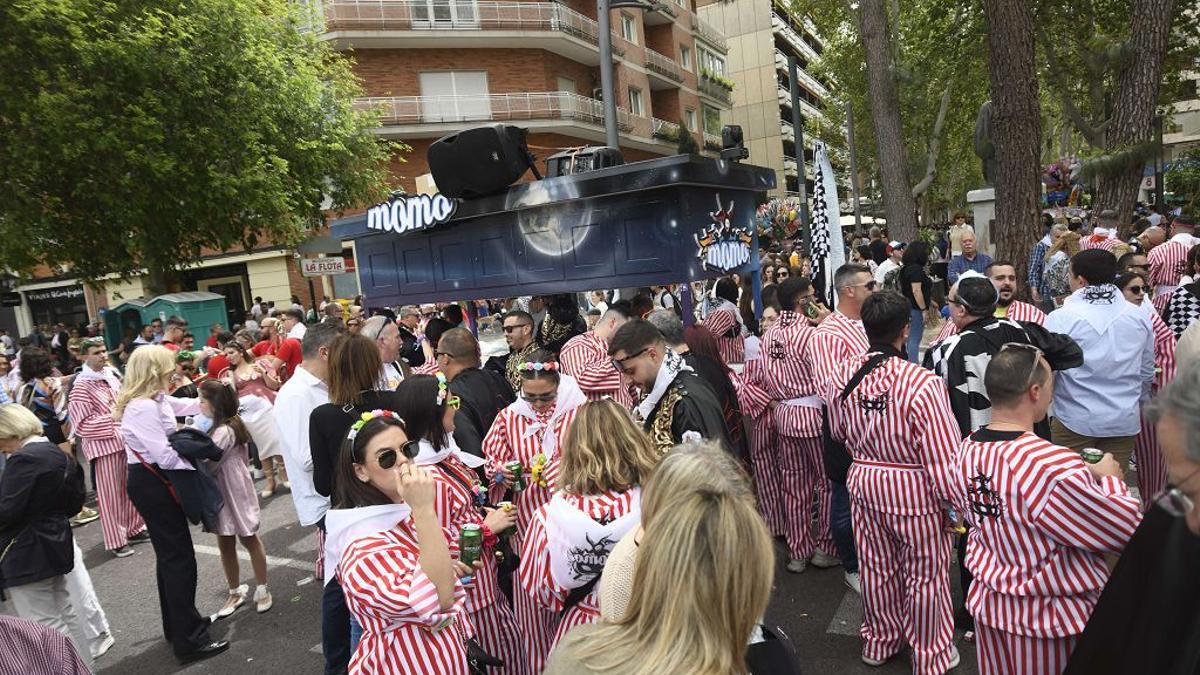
325, 411, 468, 675
394, 375, 523, 673
481, 349, 586, 668
518, 399, 660, 673
1118, 271, 1179, 508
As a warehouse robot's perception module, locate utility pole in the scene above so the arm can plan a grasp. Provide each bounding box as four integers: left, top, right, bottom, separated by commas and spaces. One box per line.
846, 101, 864, 237
788, 55, 810, 252
598, 0, 620, 150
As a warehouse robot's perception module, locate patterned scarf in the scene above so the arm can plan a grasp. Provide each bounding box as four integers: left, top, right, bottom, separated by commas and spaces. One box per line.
539, 314, 575, 349
505, 342, 539, 393
635, 348, 693, 422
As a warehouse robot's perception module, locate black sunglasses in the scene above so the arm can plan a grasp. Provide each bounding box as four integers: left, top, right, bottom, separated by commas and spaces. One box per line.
376, 440, 421, 469
1126, 285, 1145, 294
611, 347, 649, 374
503, 323, 532, 333
521, 391, 558, 403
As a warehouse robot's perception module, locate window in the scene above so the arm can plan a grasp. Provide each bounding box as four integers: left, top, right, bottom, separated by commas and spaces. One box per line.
419, 71, 490, 122
620, 13, 637, 43
680, 45, 692, 70
684, 108, 697, 131
412, 0, 478, 27
556, 77, 577, 94
628, 87, 644, 116
698, 46, 726, 76
702, 105, 721, 135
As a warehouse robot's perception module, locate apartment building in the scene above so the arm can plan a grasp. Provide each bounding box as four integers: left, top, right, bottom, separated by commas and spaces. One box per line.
318, 0, 733, 191
697, 0, 828, 197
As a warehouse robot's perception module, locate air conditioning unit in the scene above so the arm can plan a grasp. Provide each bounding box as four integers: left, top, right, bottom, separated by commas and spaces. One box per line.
592, 87, 604, 101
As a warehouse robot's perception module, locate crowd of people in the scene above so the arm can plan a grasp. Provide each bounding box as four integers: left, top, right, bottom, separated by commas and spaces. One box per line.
1, 204, 1199, 675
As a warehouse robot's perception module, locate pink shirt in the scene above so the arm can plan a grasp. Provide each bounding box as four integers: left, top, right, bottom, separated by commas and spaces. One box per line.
120, 394, 201, 470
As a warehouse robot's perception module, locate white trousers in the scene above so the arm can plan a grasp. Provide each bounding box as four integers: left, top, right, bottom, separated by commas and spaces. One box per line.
65, 540, 111, 651
7, 573, 93, 670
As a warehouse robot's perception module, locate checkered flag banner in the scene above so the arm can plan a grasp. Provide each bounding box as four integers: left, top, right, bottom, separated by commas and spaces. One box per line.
810, 140, 845, 308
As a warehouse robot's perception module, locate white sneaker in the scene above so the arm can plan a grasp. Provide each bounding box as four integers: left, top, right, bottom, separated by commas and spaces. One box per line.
785, 558, 807, 574
947, 646, 961, 669
844, 571, 861, 593
810, 549, 841, 569
862, 653, 889, 667
91, 633, 116, 659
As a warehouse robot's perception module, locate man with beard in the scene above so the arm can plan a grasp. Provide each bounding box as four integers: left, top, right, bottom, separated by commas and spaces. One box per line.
441, 327, 516, 460
931, 261, 1047, 343
485, 310, 541, 394
607, 319, 728, 453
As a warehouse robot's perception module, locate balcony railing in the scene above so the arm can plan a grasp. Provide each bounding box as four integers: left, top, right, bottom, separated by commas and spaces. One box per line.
356, 91, 633, 131
772, 13, 820, 64
691, 15, 728, 52
699, 77, 732, 104
703, 131, 722, 151
774, 50, 829, 99
321, 0, 602, 45
645, 48, 685, 83
651, 117, 681, 141
777, 85, 824, 120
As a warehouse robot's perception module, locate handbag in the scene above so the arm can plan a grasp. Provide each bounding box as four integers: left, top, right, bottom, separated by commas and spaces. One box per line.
745, 624, 803, 674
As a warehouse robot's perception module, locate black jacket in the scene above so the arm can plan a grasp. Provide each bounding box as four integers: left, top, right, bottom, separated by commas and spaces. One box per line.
0, 441, 85, 589
449, 368, 515, 460
165, 428, 225, 531
310, 390, 407, 498
682, 353, 747, 463
398, 325, 425, 368
643, 370, 730, 449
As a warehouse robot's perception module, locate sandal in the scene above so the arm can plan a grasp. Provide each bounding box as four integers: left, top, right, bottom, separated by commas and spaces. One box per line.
216, 584, 248, 619
254, 585, 273, 614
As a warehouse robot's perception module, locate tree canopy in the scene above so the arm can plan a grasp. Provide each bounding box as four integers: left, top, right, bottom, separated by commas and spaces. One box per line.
0, 0, 396, 291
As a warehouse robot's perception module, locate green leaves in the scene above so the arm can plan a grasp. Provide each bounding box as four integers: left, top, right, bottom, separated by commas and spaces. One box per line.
0, 0, 394, 289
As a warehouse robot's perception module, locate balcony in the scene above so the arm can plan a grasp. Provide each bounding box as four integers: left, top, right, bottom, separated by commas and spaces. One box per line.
774, 49, 829, 100
651, 117, 681, 141
772, 12, 820, 64
778, 85, 823, 121
703, 132, 722, 152
319, 1, 623, 63
691, 15, 728, 52
356, 91, 634, 132
645, 48, 685, 88
699, 74, 733, 105
643, 0, 678, 26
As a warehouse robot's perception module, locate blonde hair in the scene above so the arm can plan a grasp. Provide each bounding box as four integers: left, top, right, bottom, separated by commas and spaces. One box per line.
565, 441, 774, 674
0, 404, 43, 441
114, 346, 176, 418
558, 399, 661, 495
1046, 230, 1082, 262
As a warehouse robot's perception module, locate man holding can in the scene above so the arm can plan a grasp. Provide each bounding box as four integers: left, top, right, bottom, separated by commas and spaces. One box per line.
956, 343, 1141, 674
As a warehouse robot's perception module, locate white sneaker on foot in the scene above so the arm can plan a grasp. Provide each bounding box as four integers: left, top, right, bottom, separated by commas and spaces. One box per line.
844, 571, 861, 593
810, 549, 841, 568
786, 558, 807, 574
91, 633, 116, 659
947, 646, 961, 669
862, 653, 889, 667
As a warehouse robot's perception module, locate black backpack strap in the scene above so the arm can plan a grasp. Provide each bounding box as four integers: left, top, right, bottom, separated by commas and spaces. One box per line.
561, 573, 603, 616
838, 353, 891, 403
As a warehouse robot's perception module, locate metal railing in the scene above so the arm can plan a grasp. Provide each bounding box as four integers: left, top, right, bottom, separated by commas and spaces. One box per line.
699, 77, 732, 104
645, 48, 685, 82
774, 49, 828, 99
691, 15, 728, 51
771, 13, 820, 64
777, 85, 824, 120
321, 0, 602, 45
703, 131, 722, 149
355, 91, 633, 131
651, 117, 681, 141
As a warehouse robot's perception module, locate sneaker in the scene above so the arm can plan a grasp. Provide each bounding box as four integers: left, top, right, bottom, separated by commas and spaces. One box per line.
947, 646, 961, 669
810, 550, 841, 569
216, 584, 248, 619
254, 585, 273, 614
129, 531, 151, 543
785, 558, 807, 574
70, 507, 100, 527
91, 633, 116, 659
111, 545, 135, 559
862, 652, 891, 667
259, 488, 274, 499
844, 571, 861, 593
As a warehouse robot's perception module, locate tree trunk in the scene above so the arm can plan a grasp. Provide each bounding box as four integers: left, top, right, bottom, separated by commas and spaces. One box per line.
983, 0, 1042, 284
911, 83, 953, 200
857, 0, 919, 243
1091, 0, 1177, 224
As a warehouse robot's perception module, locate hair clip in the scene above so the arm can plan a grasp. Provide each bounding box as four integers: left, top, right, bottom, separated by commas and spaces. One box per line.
347, 409, 399, 441
435, 372, 449, 406
517, 361, 558, 372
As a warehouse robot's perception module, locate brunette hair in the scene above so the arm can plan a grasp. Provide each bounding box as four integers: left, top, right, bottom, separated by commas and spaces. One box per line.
393, 375, 450, 451
333, 416, 407, 509
199, 380, 251, 446
327, 334, 384, 406
518, 348, 560, 384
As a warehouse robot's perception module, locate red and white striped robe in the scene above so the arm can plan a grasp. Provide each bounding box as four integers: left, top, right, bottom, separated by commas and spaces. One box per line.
956, 432, 1141, 675
932, 301, 1046, 344
518, 489, 640, 674
1148, 237, 1193, 298
824, 352, 962, 674
751, 310, 834, 560
339, 523, 470, 675
704, 302, 746, 365
412, 360, 440, 376
429, 455, 525, 674
67, 374, 146, 551
1134, 309, 1177, 509
1079, 235, 1122, 253
733, 360, 784, 535
558, 332, 633, 409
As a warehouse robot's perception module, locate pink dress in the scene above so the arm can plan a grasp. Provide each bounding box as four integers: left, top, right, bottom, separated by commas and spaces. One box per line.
230, 362, 278, 404
207, 425, 260, 537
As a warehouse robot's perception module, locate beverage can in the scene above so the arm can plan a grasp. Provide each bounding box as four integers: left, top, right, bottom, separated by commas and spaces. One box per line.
504, 461, 526, 492
1081, 448, 1104, 464
459, 524, 483, 571
496, 501, 517, 537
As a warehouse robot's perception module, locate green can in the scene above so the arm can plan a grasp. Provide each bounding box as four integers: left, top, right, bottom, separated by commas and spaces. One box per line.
459, 524, 483, 569
1081, 448, 1104, 464
504, 461, 526, 492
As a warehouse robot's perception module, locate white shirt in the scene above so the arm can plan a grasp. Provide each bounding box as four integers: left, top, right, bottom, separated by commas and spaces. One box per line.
288, 323, 307, 341
1044, 285, 1155, 438
874, 258, 899, 285
273, 365, 330, 526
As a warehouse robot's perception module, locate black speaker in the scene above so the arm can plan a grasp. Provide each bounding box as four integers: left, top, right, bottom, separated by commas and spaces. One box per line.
545, 146, 625, 178
427, 124, 534, 199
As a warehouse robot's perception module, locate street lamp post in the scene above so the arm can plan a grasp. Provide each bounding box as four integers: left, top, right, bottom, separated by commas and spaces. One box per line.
598, 0, 662, 150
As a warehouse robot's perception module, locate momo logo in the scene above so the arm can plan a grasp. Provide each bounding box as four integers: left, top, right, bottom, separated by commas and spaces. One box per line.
967, 472, 1004, 520
568, 533, 617, 581
695, 194, 753, 274
366, 192, 457, 235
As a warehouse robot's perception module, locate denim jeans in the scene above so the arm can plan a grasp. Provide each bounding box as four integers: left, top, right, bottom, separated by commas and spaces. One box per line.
322, 576, 351, 675
907, 308, 925, 363
829, 482, 858, 574
349, 615, 363, 654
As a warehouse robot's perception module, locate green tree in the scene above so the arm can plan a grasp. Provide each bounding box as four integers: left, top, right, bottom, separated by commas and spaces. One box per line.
0, 0, 396, 293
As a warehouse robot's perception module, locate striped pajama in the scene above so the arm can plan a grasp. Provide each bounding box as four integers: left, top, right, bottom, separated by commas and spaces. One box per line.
750, 417, 785, 535
851, 500, 955, 674
513, 582, 558, 675
1134, 412, 1167, 510
776, 434, 834, 560
976, 623, 1076, 675
94, 454, 145, 550
469, 599, 526, 675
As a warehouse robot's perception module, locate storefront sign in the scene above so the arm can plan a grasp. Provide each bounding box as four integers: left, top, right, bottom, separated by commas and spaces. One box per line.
25, 286, 85, 303
366, 193, 457, 236
301, 257, 347, 277
0, 292, 21, 307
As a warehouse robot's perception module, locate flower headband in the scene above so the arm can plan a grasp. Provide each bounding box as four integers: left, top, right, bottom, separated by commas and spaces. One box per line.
435, 372, 449, 405
517, 361, 558, 372
347, 409, 401, 441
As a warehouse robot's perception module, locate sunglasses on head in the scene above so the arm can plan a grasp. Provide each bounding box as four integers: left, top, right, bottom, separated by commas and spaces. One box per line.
374, 440, 422, 470
1001, 342, 1046, 390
